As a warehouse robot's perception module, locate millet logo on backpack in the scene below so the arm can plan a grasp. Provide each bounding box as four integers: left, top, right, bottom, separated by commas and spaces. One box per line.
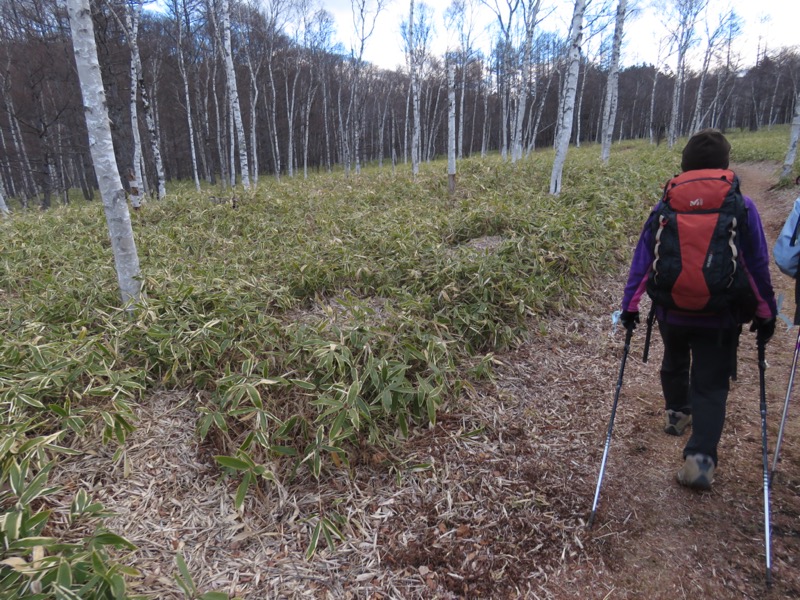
690, 198, 703, 207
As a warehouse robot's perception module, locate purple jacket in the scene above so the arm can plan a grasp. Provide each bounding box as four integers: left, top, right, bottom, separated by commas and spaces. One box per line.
621, 194, 777, 327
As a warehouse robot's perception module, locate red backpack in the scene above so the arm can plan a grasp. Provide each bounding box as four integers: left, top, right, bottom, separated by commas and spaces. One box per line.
646, 169, 756, 316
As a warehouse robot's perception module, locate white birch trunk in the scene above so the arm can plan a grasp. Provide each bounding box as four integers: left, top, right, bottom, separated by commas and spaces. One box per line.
378, 95, 389, 169
177, 28, 201, 191
668, 57, 685, 148
549, 0, 585, 196
0, 176, 9, 216
302, 81, 317, 178
425, 80, 442, 162
781, 90, 800, 180
210, 50, 228, 189
649, 69, 659, 144
229, 95, 236, 187
512, 0, 540, 163
0, 127, 17, 200
195, 77, 212, 184
408, 0, 420, 177
601, 0, 627, 163
337, 84, 351, 173
528, 69, 554, 155
481, 79, 489, 157
249, 84, 259, 185
266, 58, 282, 179
575, 58, 586, 147
403, 83, 410, 163
689, 15, 729, 133
322, 77, 332, 171
285, 69, 300, 177
240, 39, 261, 185
221, 0, 249, 189
354, 85, 362, 175
447, 59, 456, 194
5, 93, 38, 202
67, 0, 141, 305
391, 106, 397, 172
124, 6, 144, 208
135, 39, 166, 198
667, 0, 706, 148
458, 56, 466, 159
500, 67, 508, 160
689, 61, 709, 133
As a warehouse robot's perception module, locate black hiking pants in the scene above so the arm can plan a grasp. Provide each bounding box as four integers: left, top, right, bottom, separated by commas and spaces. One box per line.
658, 321, 739, 466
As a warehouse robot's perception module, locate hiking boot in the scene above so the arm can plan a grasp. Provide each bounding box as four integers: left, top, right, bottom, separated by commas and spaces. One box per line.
677, 454, 715, 490
664, 409, 692, 436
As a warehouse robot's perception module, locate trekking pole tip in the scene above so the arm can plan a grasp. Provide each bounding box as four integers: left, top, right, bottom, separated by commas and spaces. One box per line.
587, 512, 596, 529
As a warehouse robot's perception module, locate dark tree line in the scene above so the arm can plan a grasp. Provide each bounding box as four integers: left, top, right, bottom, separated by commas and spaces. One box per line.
0, 0, 798, 209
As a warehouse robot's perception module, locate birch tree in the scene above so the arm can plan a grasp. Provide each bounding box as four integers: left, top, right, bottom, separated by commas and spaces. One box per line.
0, 127, 16, 201
549, 0, 585, 196
237, 0, 267, 185
781, 89, 800, 179
262, 0, 290, 179
133, 14, 167, 198
170, 0, 202, 191
511, 0, 540, 162
283, 46, 301, 177
67, 0, 141, 305
405, 0, 420, 176
600, 0, 626, 163
648, 40, 668, 144
105, 1, 161, 205
664, 0, 708, 147
300, 5, 332, 178
482, 0, 520, 161
221, 0, 250, 188
700, 17, 741, 130
0, 176, 9, 217
445, 0, 478, 160
447, 55, 456, 193
688, 10, 738, 133
348, 0, 388, 175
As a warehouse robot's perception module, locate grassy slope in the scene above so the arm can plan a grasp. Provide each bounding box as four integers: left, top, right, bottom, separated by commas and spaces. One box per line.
0, 127, 794, 596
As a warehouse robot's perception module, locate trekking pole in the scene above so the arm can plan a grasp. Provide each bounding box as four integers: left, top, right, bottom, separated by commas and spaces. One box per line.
771, 325, 800, 485
588, 327, 633, 528
757, 340, 773, 586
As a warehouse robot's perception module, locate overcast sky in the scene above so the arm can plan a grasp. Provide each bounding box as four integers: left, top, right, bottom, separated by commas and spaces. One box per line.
321, 0, 797, 72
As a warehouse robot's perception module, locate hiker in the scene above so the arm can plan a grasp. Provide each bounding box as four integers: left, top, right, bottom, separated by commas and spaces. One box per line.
619, 128, 777, 490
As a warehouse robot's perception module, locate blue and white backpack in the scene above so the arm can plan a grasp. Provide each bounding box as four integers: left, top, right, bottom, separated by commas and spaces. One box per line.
773, 197, 800, 278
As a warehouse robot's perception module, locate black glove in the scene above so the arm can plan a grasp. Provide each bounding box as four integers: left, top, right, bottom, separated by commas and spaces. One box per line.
750, 317, 776, 344
620, 310, 639, 332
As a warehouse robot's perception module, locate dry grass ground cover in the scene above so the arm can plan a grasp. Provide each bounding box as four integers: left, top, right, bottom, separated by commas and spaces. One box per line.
2, 131, 799, 598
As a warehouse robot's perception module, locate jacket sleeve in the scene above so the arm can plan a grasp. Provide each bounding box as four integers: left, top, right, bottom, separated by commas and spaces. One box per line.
621, 211, 657, 313
741, 196, 777, 319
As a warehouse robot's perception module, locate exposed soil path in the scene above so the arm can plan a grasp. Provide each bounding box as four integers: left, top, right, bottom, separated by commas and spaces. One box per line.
49, 161, 800, 599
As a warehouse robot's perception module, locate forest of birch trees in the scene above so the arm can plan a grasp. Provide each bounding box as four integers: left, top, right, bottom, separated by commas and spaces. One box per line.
0, 0, 798, 210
